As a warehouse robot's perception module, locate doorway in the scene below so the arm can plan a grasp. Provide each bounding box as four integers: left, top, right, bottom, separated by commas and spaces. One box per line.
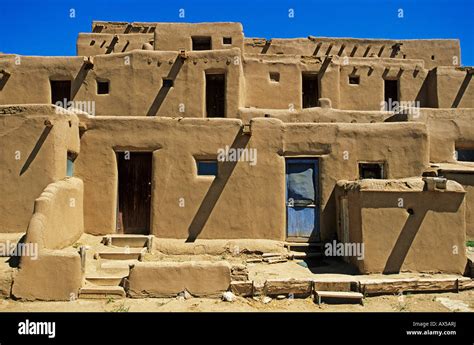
384, 79, 399, 110
302, 74, 319, 108
206, 73, 226, 117
286, 158, 320, 241
117, 152, 152, 234
50, 80, 71, 107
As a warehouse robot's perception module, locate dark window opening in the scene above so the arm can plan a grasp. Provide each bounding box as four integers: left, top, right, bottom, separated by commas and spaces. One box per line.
349, 75, 360, 85
192, 36, 212, 50
456, 149, 474, 162
302, 74, 319, 108
269, 72, 280, 82
223, 37, 232, 45
431, 55, 435, 60
206, 73, 225, 117
97, 80, 109, 94
162, 78, 173, 88
50, 80, 71, 107
66, 152, 76, 177
359, 163, 385, 179
197, 160, 218, 176
384, 79, 399, 111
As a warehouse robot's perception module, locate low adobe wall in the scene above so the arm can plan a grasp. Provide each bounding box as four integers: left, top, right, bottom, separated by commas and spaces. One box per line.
337, 178, 467, 274
127, 261, 231, 298
26, 177, 84, 249
12, 177, 84, 301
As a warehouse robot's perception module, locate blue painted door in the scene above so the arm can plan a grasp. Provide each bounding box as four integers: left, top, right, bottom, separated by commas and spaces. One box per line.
286, 159, 319, 240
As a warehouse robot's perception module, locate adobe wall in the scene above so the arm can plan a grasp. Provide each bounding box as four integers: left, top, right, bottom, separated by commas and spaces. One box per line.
435, 67, 474, 108
75, 116, 428, 241
153, 23, 244, 52
77, 33, 154, 56
244, 37, 460, 69
0, 50, 244, 117
442, 172, 474, 240
337, 179, 467, 274
0, 106, 80, 233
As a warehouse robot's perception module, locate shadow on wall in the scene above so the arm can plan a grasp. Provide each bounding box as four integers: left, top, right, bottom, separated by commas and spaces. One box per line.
452, 72, 473, 108
19, 124, 53, 176
147, 56, 185, 116
186, 128, 250, 242
376, 193, 465, 274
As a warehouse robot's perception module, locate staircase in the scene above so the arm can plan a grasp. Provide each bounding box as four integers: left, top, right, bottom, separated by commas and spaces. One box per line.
285, 242, 323, 260
79, 235, 152, 299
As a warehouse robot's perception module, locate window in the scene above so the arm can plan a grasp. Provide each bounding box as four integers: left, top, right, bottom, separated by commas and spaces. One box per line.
269, 72, 280, 82
349, 76, 360, 85
223, 37, 232, 45
206, 73, 225, 117
456, 149, 474, 162
97, 80, 109, 94
66, 152, 76, 177
192, 36, 212, 50
162, 78, 173, 88
50, 80, 71, 107
302, 74, 319, 108
197, 160, 218, 176
359, 162, 384, 179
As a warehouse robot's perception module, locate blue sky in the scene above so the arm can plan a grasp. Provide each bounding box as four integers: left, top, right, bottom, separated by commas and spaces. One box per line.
1, 0, 473, 65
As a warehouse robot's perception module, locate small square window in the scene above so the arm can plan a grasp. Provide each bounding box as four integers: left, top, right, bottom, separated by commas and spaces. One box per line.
223, 37, 232, 45
269, 72, 280, 82
192, 36, 212, 50
197, 160, 218, 176
97, 81, 109, 94
349, 76, 360, 85
163, 78, 173, 87
456, 149, 474, 162
359, 163, 384, 179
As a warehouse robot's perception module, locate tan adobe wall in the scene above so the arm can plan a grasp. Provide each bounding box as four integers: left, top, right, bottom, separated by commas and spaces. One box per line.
0, 50, 244, 117
0, 106, 80, 233
244, 37, 460, 70
337, 178, 466, 274
435, 67, 474, 108
74, 116, 428, 241
153, 23, 244, 52
442, 172, 474, 240
25, 177, 84, 250
77, 33, 154, 56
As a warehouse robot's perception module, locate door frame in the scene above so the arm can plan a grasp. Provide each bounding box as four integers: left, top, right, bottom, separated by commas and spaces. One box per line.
115, 150, 153, 234
285, 157, 321, 242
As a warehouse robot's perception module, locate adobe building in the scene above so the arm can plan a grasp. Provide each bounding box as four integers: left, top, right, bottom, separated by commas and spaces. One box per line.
0, 21, 473, 301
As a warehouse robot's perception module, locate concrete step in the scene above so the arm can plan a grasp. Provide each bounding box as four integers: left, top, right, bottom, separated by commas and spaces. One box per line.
79, 286, 126, 299
85, 275, 125, 286
314, 290, 364, 305
288, 251, 322, 259
103, 235, 152, 249
94, 248, 145, 260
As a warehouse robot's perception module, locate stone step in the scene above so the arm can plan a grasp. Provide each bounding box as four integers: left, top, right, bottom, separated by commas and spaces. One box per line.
103, 235, 152, 249
314, 290, 364, 305
79, 286, 126, 299
94, 248, 145, 260
285, 242, 323, 253
85, 275, 125, 286
288, 251, 322, 259
97, 260, 138, 275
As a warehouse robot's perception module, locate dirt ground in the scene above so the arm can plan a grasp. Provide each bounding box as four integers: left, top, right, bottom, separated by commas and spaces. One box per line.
0, 289, 473, 312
